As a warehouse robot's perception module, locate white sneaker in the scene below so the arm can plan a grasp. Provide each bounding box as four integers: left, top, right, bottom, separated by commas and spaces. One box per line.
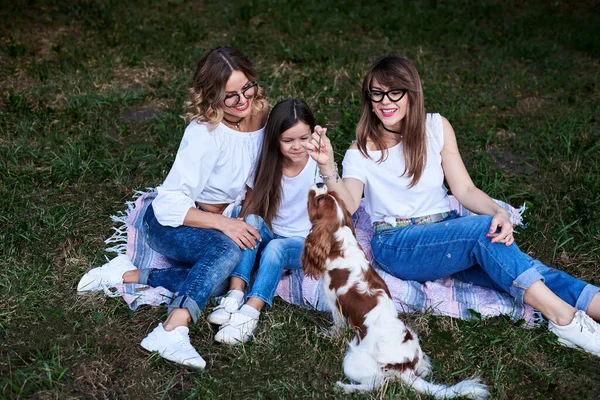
77, 255, 137, 293
140, 323, 206, 369
207, 296, 240, 325
549, 310, 600, 357
214, 311, 258, 344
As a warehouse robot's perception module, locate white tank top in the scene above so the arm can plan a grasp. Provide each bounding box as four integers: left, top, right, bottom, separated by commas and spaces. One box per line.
342, 113, 451, 222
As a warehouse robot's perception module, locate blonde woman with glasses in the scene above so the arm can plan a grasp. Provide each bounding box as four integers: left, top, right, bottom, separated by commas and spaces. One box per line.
78, 46, 269, 368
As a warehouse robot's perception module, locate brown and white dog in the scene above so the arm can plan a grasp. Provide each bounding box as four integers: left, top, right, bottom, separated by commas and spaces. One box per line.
301, 183, 488, 399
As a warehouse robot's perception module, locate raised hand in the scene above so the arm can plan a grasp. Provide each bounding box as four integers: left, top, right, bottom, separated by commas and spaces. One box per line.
305, 125, 336, 174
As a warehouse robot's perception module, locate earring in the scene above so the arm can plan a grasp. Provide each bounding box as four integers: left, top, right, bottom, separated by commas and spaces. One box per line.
372, 108, 374, 112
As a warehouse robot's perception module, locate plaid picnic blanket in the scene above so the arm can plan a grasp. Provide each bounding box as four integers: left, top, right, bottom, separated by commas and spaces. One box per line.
106, 190, 538, 325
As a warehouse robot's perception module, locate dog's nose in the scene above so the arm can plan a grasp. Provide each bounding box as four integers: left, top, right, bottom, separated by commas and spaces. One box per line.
316, 182, 325, 189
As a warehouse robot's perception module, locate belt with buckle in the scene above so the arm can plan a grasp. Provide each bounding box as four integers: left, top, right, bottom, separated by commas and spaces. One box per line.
372, 211, 454, 233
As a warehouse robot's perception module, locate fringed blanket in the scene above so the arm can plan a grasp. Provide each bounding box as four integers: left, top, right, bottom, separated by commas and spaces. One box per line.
106, 190, 538, 325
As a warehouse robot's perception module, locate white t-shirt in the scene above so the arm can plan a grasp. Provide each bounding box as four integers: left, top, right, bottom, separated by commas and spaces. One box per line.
253, 157, 322, 238
153, 120, 264, 227
342, 113, 451, 222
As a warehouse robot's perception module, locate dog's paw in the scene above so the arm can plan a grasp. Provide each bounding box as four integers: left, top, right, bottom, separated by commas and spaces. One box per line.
336, 381, 356, 393
321, 325, 343, 338
415, 353, 432, 378
336, 381, 373, 393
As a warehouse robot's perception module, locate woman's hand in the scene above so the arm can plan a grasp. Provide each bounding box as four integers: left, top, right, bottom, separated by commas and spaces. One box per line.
487, 209, 515, 246
219, 217, 261, 250
305, 125, 335, 174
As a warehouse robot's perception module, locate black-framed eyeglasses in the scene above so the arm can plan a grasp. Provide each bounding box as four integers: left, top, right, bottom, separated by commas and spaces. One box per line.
367, 88, 407, 103
224, 83, 258, 108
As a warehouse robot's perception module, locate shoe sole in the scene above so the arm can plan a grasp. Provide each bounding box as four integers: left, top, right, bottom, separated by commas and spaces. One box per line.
140, 337, 155, 353
557, 338, 600, 357
214, 330, 252, 345
214, 336, 246, 345
140, 340, 206, 369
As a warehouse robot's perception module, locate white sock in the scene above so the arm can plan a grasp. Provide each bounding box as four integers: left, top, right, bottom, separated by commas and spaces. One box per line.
227, 290, 244, 306
239, 304, 260, 319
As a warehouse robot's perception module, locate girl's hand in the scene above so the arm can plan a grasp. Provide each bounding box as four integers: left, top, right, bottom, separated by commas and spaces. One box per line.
219, 217, 261, 250
305, 126, 336, 173
486, 209, 515, 246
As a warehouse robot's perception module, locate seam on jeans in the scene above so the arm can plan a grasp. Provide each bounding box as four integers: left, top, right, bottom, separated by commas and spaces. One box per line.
513, 282, 527, 288
475, 238, 522, 283
375, 235, 524, 288
377, 236, 474, 252
375, 215, 493, 249
252, 243, 294, 306
184, 235, 235, 300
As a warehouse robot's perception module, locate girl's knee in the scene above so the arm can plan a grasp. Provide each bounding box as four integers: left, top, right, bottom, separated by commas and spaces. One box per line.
244, 214, 265, 229
260, 240, 286, 261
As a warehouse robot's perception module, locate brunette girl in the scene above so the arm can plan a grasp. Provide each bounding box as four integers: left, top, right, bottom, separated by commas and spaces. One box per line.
307, 55, 600, 357
78, 46, 269, 367
206, 98, 323, 344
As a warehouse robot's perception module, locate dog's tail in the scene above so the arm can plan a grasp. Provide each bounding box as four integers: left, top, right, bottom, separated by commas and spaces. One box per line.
400, 374, 488, 399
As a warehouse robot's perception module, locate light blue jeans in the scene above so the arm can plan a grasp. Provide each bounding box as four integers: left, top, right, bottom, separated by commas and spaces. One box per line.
371, 214, 599, 311
140, 204, 264, 322
230, 215, 304, 308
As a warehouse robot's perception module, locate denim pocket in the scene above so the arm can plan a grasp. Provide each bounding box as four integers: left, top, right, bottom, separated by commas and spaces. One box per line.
375, 226, 404, 239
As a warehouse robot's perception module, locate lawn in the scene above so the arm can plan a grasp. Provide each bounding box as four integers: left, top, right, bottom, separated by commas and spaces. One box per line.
1, 0, 599, 398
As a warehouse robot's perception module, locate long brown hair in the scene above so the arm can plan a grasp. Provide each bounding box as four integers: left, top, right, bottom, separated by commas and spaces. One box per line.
242, 99, 316, 228
184, 46, 265, 127
356, 55, 426, 187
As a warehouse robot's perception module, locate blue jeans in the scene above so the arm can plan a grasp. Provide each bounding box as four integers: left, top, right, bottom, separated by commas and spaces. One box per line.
230, 215, 304, 308
371, 214, 599, 311
140, 204, 263, 323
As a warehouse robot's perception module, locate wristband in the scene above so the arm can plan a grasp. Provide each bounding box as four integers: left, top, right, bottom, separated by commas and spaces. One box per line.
319, 162, 339, 183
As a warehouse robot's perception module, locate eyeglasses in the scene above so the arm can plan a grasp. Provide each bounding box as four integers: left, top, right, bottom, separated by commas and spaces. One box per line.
367, 88, 407, 103
224, 83, 258, 108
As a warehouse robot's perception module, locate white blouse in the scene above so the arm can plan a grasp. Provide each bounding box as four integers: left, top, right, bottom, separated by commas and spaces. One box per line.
342, 113, 451, 222
152, 120, 264, 227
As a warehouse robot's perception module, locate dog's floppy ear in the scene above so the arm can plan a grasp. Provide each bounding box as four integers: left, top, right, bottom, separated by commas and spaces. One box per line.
302, 223, 332, 280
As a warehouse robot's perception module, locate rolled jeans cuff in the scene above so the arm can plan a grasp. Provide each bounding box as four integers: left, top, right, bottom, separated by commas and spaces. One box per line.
138, 269, 152, 285
246, 291, 275, 310
576, 284, 600, 311
230, 271, 251, 286
510, 267, 545, 302
168, 295, 202, 323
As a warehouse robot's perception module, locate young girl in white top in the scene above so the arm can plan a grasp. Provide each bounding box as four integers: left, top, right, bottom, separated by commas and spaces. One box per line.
306, 55, 600, 357
207, 99, 323, 344
77, 47, 269, 368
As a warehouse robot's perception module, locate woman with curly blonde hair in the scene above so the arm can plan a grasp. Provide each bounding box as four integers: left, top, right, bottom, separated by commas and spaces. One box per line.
77, 46, 269, 368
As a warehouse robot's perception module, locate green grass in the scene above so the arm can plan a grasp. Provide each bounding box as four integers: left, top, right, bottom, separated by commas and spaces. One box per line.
1, 0, 599, 398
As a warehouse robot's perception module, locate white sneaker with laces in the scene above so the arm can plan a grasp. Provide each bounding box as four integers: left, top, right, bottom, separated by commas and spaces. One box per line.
140, 323, 206, 369
77, 254, 137, 293
207, 296, 240, 325
549, 310, 600, 357
214, 311, 258, 344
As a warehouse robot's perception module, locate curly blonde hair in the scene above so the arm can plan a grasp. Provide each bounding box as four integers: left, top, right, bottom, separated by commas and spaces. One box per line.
185, 46, 265, 127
